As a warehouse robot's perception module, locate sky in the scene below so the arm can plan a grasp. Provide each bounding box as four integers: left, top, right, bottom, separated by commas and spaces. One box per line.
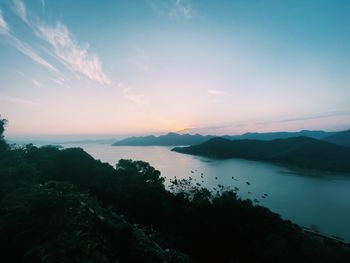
0, 0, 350, 138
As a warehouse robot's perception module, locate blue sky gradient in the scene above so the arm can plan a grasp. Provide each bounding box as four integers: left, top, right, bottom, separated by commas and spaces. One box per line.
1, 0, 350, 137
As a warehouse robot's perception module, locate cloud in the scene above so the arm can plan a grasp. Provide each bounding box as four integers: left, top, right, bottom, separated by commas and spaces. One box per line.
148, 0, 195, 20
172, 0, 193, 19
0, 10, 9, 33
32, 79, 42, 87
256, 108, 350, 125
13, 0, 28, 24
36, 21, 111, 85
40, 0, 46, 12
207, 89, 227, 95
0, 94, 39, 106
9, 33, 60, 73
50, 77, 70, 88
131, 45, 154, 74
50, 78, 64, 86
0, 10, 60, 73
9, 0, 111, 85
122, 87, 148, 106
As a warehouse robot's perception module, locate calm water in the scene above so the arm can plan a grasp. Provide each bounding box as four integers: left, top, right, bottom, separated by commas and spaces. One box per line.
65, 143, 350, 241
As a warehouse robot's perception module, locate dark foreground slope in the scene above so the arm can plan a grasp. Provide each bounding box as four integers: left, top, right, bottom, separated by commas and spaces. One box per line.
172, 137, 350, 172
1, 117, 350, 263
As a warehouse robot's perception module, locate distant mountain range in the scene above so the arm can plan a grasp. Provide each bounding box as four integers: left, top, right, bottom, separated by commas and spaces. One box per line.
323, 129, 350, 148
172, 136, 350, 173
112, 132, 214, 146
8, 138, 119, 146
225, 130, 332, 141
112, 129, 350, 147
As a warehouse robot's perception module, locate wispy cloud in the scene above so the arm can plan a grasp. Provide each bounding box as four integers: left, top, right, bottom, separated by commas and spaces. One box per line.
9, 0, 111, 85
0, 93, 39, 106
207, 89, 227, 95
32, 79, 42, 87
16, 70, 26, 77
50, 77, 70, 88
173, 0, 193, 19
148, 0, 195, 20
256, 108, 350, 125
122, 87, 148, 106
36, 21, 111, 85
0, 9, 60, 73
9, 33, 60, 73
50, 78, 64, 86
132, 45, 153, 73
0, 9, 9, 33
40, 0, 46, 12
13, 0, 28, 24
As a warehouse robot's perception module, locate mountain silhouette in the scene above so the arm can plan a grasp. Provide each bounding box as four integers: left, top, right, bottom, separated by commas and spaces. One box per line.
112, 130, 343, 146
324, 129, 350, 148
172, 136, 350, 172
112, 132, 214, 146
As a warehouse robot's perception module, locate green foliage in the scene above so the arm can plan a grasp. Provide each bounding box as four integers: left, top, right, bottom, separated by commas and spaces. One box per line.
0, 115, 6, 137
116, 159, 164, 185
0, 116, 8, 152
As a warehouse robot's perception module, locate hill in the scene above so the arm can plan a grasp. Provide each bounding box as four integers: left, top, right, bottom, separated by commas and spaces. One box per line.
112, 132, 214, 146
2, 116, 350, 262
112, 130, 339, 146
172, 137, 350, 172
324, 129, 350, 148
226, 130, 333, 141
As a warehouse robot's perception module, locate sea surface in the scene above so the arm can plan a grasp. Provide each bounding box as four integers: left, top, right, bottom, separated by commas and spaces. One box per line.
64, 143, 350, 242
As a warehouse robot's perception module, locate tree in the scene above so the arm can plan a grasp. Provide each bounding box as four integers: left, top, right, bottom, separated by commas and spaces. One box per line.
0, 115, 6, 136
0, 115, 8, 151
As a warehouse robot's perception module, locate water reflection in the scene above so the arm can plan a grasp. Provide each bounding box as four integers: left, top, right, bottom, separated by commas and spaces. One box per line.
64, 143, 350, 241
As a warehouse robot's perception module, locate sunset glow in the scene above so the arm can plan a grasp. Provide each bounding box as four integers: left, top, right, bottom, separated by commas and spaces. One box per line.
1, 0, 350, 138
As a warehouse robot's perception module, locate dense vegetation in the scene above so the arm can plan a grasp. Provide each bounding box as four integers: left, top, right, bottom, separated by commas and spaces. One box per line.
1, 116, 350, 262
172, 137, 350, 173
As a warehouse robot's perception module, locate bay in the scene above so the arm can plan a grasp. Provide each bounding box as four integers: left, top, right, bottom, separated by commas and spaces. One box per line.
64, 143, 350, 242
